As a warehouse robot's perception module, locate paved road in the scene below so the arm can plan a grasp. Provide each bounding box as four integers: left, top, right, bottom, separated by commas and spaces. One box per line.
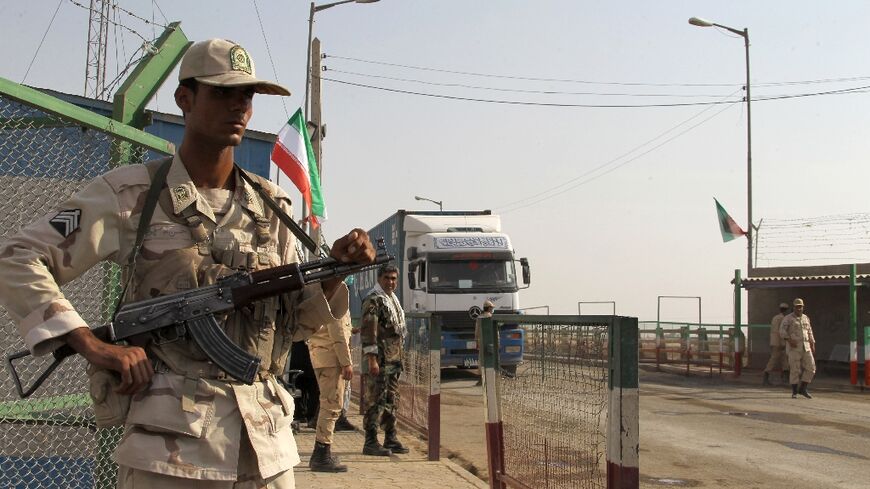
436, 366, 870, 488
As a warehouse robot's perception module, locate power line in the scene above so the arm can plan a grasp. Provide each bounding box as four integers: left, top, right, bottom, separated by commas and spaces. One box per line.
499, 101, 742, 214
317, 76, 743, 108
22, 0, 64, 84
251, 0, 288, 119
326, 53, 870, 89
496, 88, 742, 210
323, 68, 738, 98
320, 75, 870, 108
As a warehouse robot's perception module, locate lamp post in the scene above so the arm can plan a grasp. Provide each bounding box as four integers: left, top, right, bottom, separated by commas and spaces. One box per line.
414, 195, 443, 212
689, 16, 753, 272
304, 0, 380, 120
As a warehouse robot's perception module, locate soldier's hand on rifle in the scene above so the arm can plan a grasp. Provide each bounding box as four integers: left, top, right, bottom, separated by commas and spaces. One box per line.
342, 365, 353, 381
321, 229, 376, 298
65, 327, 152, 394
331, 228, 375, 265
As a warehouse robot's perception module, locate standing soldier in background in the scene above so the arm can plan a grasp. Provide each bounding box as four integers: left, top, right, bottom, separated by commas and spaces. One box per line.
0, 39, 376, 488
306, 313, 354, 472
780, 298, 816, 399
762, 302, 791, 386
360, 264, 409, 456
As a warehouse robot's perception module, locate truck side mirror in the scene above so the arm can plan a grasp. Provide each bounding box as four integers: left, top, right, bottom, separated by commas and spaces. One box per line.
520, 257, 531, 285
408, 262, 418, 290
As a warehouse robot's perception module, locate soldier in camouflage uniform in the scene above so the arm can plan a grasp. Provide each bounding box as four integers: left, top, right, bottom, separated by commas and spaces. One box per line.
306, 313, 354, 472
360, 264, 409, 456
0, 39, 375, 488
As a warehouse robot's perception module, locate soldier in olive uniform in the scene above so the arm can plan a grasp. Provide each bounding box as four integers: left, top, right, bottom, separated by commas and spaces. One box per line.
360, 264, 409, 456
0, 39, 375, 488
306, 313, 354, 472
762, 302, 790, 385
780, 298, 816, 399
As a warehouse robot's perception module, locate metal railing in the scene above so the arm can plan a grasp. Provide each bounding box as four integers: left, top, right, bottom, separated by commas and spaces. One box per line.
638, 321, 770, 376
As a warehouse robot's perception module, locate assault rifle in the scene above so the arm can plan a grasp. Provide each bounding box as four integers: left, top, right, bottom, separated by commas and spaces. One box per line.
7, 249, 393, 398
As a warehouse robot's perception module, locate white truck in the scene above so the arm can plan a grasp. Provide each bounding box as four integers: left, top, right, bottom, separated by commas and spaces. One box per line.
349, 210, 530, 372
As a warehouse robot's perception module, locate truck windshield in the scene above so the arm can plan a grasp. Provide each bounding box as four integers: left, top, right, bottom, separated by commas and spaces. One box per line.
428, 260, 517, 292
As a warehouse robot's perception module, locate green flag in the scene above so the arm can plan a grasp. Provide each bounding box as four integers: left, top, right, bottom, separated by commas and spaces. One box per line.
714, 198, 746, 242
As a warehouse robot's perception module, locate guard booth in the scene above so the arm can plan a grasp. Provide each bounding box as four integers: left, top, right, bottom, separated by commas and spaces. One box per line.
743, 263, 870, 374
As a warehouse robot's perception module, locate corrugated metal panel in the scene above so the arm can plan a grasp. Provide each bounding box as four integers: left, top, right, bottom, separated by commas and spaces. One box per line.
739, 274, 870, 288
39, 87, 275, 178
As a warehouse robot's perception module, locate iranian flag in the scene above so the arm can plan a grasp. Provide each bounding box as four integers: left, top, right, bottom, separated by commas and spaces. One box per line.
271, 108, 326, 228
714, 197, 746, 242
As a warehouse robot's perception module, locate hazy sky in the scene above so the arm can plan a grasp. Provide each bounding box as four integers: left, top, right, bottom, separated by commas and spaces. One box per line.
3, 1, 869, 323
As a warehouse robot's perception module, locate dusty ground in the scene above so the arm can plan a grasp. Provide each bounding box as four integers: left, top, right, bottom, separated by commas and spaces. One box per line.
436, 366, 870, 488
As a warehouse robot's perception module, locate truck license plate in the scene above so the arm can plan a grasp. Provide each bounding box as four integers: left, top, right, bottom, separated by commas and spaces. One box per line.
463, 357, 479, 367
466, 341, 477, 349
505, 346, 521, 353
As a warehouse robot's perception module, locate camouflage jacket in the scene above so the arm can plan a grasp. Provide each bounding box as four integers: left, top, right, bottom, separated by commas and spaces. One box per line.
360, 291, 405, 364
0, 154, 348, 480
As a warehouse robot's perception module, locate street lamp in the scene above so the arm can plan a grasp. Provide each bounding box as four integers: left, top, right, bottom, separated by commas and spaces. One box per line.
304, 0, 380, 119
689, 16, 753, 272
414, 195, 443, 211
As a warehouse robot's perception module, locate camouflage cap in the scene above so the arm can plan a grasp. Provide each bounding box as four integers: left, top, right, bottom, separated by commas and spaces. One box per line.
793, 298, 804, 306
779, 302, 789, 309
179, 39, 290, 96
483, 300, 495, 309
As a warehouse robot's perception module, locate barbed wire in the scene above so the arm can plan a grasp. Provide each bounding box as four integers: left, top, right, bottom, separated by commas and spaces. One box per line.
67, 0, 153, 44
756, 213, 870, 266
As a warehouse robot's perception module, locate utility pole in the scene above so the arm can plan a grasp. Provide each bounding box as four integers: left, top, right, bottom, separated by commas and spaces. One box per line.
84, 0, 110, 99
309, 37, 324, 252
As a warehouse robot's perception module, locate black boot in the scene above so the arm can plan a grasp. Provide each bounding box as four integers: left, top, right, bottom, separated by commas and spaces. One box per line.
309, 441, 347, 472
762, 372, 771, 386
383, 430, 409, 454
799, 382, 812, 399
334, 410, 357, 432
791, 384, 798, 399
362, 429, 391, 456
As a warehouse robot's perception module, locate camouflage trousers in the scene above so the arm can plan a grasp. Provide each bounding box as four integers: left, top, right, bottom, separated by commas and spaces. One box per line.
362, 361, 402, 434
787, 349, 816, 384
116, 429, 295, 488
313, 366, 346, 445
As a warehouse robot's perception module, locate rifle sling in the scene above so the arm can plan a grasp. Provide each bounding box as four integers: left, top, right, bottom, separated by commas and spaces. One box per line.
112, 157, 173, 320
236, 167, 321, 255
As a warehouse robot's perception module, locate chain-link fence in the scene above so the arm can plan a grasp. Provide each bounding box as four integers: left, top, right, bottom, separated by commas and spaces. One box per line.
503, 320, 609, 488
481, 315, 639, 489
0, 80, 171, 488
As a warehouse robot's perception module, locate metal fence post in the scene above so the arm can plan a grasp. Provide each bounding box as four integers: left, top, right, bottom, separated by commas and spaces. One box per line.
480, 316, 505, 489
850, 265, 858, 385
428, 315, 441, 461
607, 317, 639, 488
733, 269, 743, 377
864, 326, 870, 387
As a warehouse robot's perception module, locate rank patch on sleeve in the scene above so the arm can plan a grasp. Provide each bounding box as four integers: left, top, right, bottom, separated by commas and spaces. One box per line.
49, 209, 81, 237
